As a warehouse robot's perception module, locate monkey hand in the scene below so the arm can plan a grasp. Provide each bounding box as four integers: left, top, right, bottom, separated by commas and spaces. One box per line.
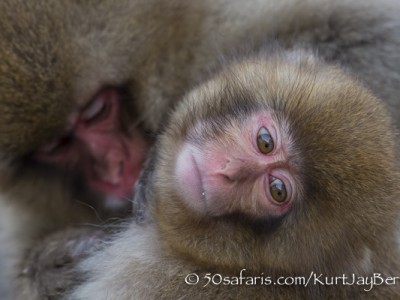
15, 227, 107, 300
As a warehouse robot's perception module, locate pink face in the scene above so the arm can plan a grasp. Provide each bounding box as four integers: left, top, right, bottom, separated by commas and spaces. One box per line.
175, 112, 296, 218
35, 88, 148, 204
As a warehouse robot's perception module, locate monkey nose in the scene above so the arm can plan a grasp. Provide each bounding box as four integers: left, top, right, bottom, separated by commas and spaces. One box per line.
217, 159, 260, 182
93, 153, 124, 185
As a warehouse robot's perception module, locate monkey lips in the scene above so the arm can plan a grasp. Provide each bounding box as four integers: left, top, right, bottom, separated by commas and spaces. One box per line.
175, 144, 207, 212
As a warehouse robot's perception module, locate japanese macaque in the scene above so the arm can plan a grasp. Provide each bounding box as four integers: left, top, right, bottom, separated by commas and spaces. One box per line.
0, 0, 244, 295
2, 0, 400, 298
20, 50, 400, 299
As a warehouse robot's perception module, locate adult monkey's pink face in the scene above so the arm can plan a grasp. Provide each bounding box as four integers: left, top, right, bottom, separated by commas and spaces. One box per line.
35, 88, 149, 205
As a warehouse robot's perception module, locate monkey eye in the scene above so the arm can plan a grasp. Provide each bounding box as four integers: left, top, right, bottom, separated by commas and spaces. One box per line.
39, 134, 73, 154
269, 177, 287, 204
257, 127, 274, 154
82, 95, 109, 123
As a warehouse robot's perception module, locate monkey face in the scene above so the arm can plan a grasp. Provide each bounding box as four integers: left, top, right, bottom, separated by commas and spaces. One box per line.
33, 88, 149, 205
153, 50, 399, 273
175, 111, 297, 219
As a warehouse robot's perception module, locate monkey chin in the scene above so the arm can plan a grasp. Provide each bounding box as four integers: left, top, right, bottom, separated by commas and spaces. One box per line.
103, 195, 133, 210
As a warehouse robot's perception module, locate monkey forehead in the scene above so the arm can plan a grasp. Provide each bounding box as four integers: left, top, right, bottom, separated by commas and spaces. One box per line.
0, 89, 74, 158
178, 50, 355, 120
0, 11, 76, 157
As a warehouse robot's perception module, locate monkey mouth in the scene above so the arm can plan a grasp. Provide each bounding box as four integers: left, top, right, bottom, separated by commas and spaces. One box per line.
175, 144, 207, 211
191, 152, 207, 202
89, 155, 141, 202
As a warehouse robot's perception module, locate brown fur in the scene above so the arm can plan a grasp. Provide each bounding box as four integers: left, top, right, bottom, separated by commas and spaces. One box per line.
1, 0, 400, 298
16, 227, 108, 300
1, 0, 400, 158
67, 50, 400, 299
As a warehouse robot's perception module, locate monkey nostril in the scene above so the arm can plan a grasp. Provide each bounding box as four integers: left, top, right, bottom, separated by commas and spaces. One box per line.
220, 160, 236, 180
93, 159, 124, 186
220, 159, 231, 170
222, 174, 234, 183
107, 161, 124, 185
218, 159, 247, 183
